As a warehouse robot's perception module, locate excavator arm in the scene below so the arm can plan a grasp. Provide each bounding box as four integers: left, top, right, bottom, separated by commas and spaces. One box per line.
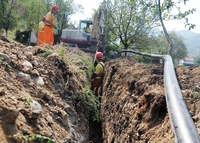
90, 0, 106, 53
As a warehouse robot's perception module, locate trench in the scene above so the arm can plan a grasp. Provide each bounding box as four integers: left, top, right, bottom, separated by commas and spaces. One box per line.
89, 119, 103, 143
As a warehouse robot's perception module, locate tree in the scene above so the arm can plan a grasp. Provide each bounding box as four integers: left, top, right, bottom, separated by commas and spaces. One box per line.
54, 0, 83, 35
19, 0, 46, 31
151, 30, 188, 64
103, 0, 195, 57
194, 56, 200, 65
104, 0, 160, 51
158, 0, 196, 56
0, 0, 20, 37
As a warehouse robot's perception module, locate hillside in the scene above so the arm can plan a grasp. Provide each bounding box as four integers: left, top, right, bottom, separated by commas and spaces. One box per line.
176, 30, 200, 57
0, 35, 200, 143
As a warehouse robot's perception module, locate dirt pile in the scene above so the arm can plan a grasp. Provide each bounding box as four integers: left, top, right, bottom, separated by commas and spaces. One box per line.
101, 58, 200, 143
0, 35, 93, 143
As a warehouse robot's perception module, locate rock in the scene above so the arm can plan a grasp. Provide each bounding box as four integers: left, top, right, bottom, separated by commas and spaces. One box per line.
46, 114, 54, 125
31, 110, 42, 119
4, 109, 19, 124
0, 52, 10, 62
31, 69, 39, 77
30, 101, 42, 111
24, 51, 33, 60
18, 72, 30, 82
30, 101, 42, 119
23, 60, 33, 70
33, 76, 44, 86
32, 60, 38, 67
45, 92, 53, 100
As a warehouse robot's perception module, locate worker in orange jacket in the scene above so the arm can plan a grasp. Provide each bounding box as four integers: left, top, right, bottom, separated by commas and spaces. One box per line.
37, 16, 46, 46
44, 5, 60, 46
91, 52, 105, 96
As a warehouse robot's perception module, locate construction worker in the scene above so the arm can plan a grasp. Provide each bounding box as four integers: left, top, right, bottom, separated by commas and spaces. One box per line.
44, 5, 60, 45
91, 52, 105, 96
85, 24, 91, 33
37, 16, 46, 46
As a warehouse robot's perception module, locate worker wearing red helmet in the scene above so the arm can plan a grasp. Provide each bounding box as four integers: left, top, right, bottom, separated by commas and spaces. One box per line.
37, 16, 46, 46
91, 52, 105, 96
44, 5, 60, 45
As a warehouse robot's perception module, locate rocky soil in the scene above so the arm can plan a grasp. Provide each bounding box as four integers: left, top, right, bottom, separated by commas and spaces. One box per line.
0, 35, 200, 143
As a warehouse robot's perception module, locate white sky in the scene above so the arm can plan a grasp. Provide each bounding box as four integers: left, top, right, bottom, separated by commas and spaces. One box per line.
71, 0, 200, 33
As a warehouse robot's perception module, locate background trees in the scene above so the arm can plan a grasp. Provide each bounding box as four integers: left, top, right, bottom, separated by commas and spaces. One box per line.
150, 30, 188, 63
0, 0, 196, 64
0, 0, 82, 37
104, 0, 160, 51
0, 0, 20, 37
103, 0, 195, 59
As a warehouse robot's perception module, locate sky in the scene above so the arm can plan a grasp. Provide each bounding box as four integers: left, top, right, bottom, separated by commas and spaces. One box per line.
71, 0, 200, 34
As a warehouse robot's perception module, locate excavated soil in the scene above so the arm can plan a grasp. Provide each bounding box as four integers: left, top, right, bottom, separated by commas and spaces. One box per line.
0, 35, 200, 143
100, 58, 200, 143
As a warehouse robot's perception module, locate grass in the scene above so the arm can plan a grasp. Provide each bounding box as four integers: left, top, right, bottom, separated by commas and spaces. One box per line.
0, 57, 12, 72
82, 87, 100, 121
13, 133, 56, 143
192, 92, 200, 99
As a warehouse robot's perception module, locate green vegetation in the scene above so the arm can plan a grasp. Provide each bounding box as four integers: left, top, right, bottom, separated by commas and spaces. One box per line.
0, 0, 83, 38
104, 0, 195, 56
23, 97, 32, 105
0, 57, 12, 72
13, 133, 56, 143
192, 92, 200, 99
82, 87, 100, 122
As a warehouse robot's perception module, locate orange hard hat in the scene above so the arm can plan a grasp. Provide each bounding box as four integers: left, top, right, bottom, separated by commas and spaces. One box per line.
96, 52, 103, 59
52, 5, 59, 11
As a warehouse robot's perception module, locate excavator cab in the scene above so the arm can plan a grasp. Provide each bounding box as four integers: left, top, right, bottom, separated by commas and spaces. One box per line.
60, 20, 93, 48
79, 20, 93, 33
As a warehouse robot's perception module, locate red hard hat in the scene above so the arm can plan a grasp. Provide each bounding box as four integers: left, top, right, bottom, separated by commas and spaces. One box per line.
42, 16, 46, 20
52, 5, 59, 11
96, 52, 103, 59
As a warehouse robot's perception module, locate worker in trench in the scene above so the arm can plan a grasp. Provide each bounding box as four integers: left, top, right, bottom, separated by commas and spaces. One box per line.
37, 16, 46, 46
43, 5, 60, 46
91, 52, 105, 97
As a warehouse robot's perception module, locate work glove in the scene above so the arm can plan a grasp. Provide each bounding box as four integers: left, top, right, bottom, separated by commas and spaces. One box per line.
55, 26, 60, 30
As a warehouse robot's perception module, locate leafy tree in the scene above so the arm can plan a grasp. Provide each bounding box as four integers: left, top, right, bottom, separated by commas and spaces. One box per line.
158, 0, 196, 56
54, 0, 83, 35
105, 0, 160, 51
151, 30, 188, 64
194, 56, 200, 65
19, 0, 46, 31
0, 0, 20, 37
103, 0, 195, 57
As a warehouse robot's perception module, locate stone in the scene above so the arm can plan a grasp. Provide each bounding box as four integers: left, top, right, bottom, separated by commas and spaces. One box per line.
33, 76, 44, 86
23, 60, 33, 70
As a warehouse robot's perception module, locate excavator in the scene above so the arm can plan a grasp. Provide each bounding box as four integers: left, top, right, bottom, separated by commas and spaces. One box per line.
60, 0, 106, 54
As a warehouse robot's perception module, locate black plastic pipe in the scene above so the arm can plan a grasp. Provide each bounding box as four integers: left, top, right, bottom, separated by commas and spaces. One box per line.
115, 50, 200, 143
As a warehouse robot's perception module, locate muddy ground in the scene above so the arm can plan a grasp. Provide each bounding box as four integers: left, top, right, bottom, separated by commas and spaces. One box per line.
0, 35, 200, 143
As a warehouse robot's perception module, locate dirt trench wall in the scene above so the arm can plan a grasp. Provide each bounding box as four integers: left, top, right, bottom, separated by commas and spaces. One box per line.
100, 58, 174, 143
